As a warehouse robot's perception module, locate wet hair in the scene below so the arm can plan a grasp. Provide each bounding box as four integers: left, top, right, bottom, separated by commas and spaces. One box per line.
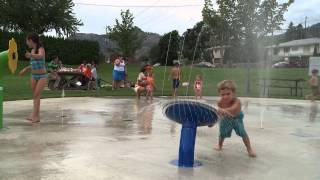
217, 80, 236, 93
27, 33, 42, 53
196, 74, 202, 80
312, 69, 319, 74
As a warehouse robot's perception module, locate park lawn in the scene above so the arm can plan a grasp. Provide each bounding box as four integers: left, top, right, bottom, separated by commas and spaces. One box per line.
2, 61, 312, 101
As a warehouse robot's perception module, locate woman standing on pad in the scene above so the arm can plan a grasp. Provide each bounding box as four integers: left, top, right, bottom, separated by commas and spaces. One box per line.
19, 33, 48, 123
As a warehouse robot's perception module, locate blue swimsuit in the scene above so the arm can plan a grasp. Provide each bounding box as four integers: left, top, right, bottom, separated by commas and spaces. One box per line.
30, 58, 48, 80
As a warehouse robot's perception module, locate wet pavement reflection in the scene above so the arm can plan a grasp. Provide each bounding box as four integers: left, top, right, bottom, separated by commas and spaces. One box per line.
0, 97, 319, 180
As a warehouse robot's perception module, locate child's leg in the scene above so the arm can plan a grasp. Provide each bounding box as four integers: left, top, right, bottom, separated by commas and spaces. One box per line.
27, 78, 37, 120
214, 138, 225, 151
32, 78, 47, 123
242, 136, 256, 157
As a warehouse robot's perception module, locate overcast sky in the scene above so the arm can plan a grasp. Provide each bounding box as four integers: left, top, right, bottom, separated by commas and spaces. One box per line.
71, 0, 320, 35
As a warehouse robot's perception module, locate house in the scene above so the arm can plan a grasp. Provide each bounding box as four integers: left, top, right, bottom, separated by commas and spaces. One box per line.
266, 38, 320, 66
207, 46, 229, 65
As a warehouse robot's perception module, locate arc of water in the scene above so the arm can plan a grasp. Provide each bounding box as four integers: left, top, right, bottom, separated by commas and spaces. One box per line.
161, 31, 173, 96
185, 25, 205, 97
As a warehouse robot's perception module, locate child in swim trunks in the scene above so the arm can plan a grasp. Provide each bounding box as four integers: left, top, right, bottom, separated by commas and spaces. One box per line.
214, 80, 256, 157
170, 62, 181, 98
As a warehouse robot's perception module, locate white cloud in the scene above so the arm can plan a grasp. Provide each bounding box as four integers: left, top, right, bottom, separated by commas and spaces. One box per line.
73, 0, 204, 34
72, 0, 320, 35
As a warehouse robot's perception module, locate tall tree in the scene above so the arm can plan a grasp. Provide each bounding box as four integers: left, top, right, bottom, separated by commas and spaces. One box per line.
285, 22, 296, 41
258, 0, 294, 37
296, 24, 305, 39
202, 0, 227, 46
0, 0, 82, 36
158, 30, 180, 66
183, 22, 210, 62
107, 9, 143, 58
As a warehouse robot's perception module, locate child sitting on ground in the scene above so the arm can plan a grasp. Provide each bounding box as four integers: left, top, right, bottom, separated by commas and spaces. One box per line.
193, 75, 203, 100
214, 80, 256, 157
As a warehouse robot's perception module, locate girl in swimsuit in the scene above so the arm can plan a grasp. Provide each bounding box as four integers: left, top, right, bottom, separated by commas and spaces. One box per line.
193, 75, 203, 100
19, 33, 48, 123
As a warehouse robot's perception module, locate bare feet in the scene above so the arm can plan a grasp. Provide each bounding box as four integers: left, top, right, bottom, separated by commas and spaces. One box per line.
31, 117, 40, 123
248, 149, 257, 157
214, 145, 222, 151
26, 114, 34, 121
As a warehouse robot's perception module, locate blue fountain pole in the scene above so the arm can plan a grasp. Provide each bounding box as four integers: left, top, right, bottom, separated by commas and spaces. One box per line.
178, 119, 197, 167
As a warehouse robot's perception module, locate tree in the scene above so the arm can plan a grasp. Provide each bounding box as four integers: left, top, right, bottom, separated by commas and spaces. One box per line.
107, 9, 143, 58
183, 22, 210, 62
285, 22, 296, 41
258, 0, 294, 37
149, 44, 160, 63
0, 0, 82, 36
158, 30, 180, 66
296, 24, 305, 39
202, 0, 227, 46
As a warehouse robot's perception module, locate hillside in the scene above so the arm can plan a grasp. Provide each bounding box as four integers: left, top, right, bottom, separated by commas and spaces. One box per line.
69, 32, 161, 58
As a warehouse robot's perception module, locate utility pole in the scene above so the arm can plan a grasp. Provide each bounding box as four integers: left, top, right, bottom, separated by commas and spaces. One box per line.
305, 16, 308, 38
305, 16, 308, 29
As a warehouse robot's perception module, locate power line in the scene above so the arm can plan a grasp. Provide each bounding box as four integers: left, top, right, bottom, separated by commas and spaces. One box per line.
74, 2, 202, 8
135, 0, 161, 18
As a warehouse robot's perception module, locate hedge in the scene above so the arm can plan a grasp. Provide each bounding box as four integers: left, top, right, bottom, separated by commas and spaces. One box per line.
0, 31, 100, 65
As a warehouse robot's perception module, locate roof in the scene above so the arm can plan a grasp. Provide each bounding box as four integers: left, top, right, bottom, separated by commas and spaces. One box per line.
276, 38, 320, 48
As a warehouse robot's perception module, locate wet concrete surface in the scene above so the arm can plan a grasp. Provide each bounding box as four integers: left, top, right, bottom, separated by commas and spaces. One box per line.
0, 97, 320, 180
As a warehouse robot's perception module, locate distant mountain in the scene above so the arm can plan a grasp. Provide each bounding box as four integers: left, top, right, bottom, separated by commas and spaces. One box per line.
69, 32, 161, 58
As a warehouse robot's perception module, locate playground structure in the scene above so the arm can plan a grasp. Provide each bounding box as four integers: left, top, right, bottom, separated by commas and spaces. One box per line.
0, 38, 18, 129
164, 100, 219, 167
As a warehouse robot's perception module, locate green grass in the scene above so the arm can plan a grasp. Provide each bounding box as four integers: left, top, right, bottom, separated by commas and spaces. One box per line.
1, 61, 312, 101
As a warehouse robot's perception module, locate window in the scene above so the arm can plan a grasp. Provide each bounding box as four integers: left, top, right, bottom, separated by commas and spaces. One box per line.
273, 48, 279, 55
303, 46, 310, 52
284, 47, 290, 53
291, 47, 299, 51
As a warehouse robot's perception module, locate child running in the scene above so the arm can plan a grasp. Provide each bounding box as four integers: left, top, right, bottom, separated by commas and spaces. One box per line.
193, 75, 203, 100
170, 62, 181, 98
214, 80, 256, 157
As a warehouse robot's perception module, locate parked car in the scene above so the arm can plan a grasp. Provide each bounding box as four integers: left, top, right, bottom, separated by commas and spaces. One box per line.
153, 63, 161, 67
272, 61, 290, 68
272, 61, 300, 68
195, 62, 215, 68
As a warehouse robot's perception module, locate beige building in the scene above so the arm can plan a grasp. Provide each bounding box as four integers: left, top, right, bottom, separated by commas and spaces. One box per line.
266, 38, 320, 66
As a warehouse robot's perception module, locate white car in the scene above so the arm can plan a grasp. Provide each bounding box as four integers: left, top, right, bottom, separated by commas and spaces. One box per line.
195, 62, 215, 68
153, 63, 161, 67
272, 61, 290, 68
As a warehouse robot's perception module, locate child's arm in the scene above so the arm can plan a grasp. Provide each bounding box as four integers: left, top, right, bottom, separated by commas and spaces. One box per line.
25, 48, 45, 60
223, 98, 241, 117
309, 77, 316, 86
19, 66, 31, 76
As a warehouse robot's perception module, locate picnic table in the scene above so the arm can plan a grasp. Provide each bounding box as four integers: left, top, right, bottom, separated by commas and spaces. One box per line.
260, 78, 306, 97
48, 69, 89, 90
